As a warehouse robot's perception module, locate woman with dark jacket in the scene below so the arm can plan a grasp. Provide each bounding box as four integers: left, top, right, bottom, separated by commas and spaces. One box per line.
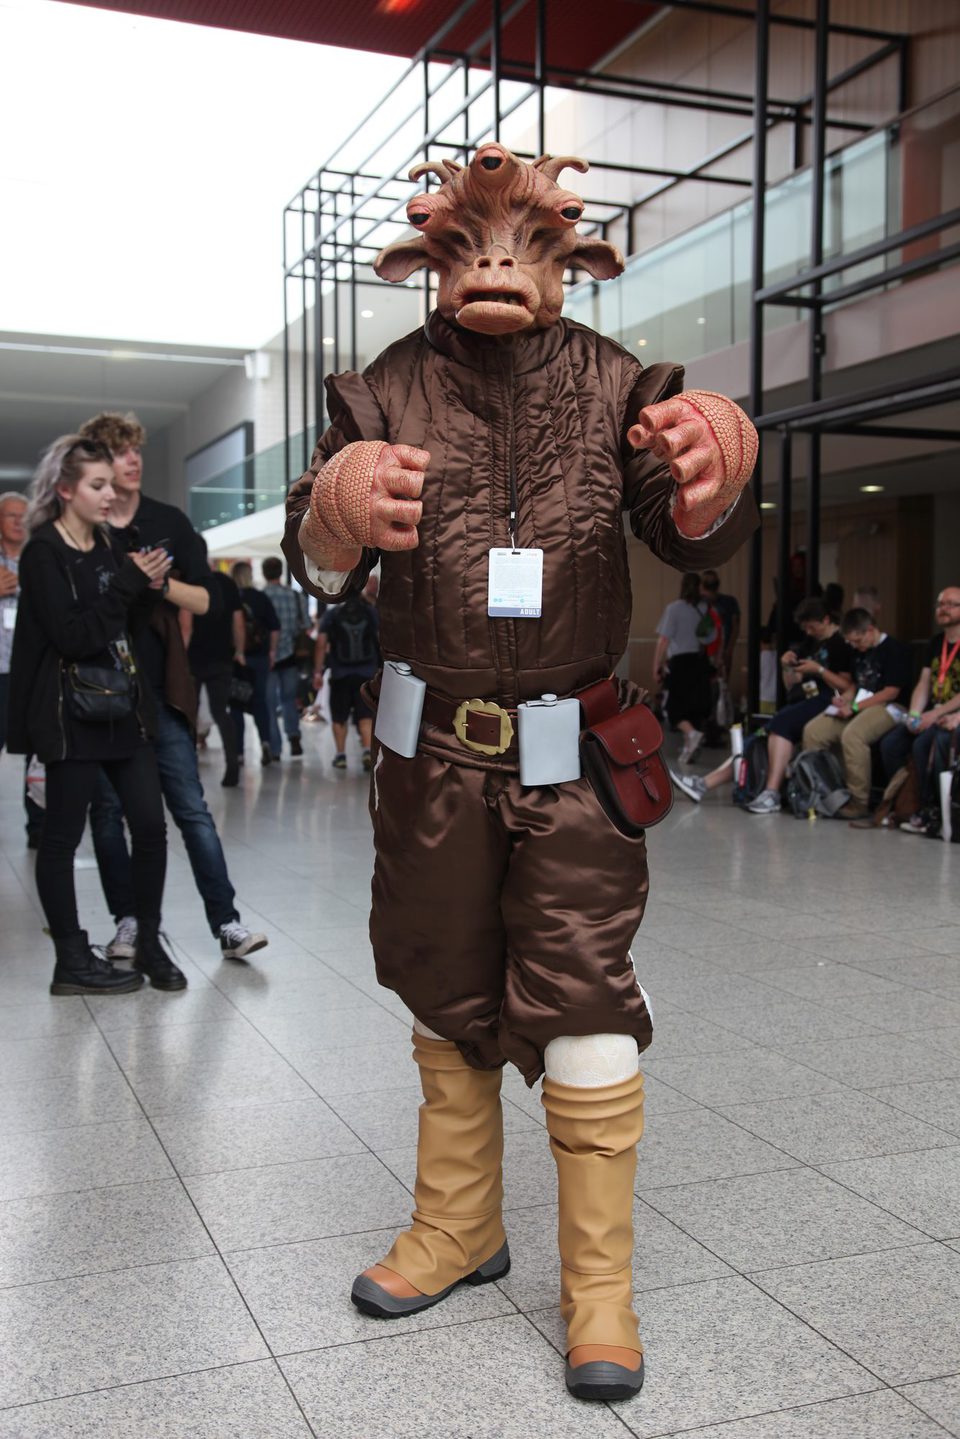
8, 435, 185, 995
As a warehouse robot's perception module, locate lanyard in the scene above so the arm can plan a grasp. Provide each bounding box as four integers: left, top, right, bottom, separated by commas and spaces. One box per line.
935, 633, 960, 698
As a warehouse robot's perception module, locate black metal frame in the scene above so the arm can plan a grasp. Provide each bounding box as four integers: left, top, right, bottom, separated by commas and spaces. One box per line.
283, 0, 953, 714
284, 0, 905, 470
748, 0, 960, 715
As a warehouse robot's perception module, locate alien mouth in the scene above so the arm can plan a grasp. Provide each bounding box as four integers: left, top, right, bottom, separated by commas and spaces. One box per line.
461, 291, 529, 307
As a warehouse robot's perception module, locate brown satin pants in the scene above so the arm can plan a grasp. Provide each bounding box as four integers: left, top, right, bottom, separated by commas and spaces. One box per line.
368, 742, 653, 1086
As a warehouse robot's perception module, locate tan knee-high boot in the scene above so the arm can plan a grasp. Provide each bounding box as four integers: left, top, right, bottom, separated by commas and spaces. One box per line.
352, 1032, 508, 1315
542, 1071, 645, 1359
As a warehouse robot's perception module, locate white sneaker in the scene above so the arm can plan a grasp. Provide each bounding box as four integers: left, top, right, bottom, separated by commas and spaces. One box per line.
679, 730, 704, 764
219, 922, 268, 960
105, 916, 138, 959
670, 769, 707, 803
747, 788, 781, 814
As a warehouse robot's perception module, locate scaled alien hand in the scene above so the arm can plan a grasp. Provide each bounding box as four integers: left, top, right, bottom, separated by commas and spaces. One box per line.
628, 390, 758, 539
300, 440, 430, 572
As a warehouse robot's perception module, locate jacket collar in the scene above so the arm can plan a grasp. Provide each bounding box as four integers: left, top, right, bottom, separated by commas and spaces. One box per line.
424, 309, 570, 374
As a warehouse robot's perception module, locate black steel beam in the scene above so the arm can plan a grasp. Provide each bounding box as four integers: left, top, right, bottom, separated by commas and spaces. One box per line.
756, 207, 960, 302
643, 0, 904, 44
747, 0, 770, 725
826, 424, 960, 443
776, 429, 792, 700
756, 369, 960, 432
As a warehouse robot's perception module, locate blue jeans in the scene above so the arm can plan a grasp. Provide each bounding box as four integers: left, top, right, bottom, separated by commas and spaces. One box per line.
91, 701, 238, 934
233, 654, 272, 753
879, 721, 956, 806
267, 663, 301, 754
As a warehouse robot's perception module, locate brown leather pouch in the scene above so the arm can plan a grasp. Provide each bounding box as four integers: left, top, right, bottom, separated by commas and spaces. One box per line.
579, 681, 674, 835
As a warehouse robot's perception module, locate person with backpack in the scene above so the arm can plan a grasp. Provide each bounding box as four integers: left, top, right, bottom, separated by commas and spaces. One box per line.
231, 561, 280, 767
652, 571, 716, 763
318, 587, 380, 770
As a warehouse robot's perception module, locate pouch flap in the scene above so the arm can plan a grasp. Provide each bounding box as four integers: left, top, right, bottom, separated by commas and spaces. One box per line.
578, 679, 619, 729
585, 705, 663, 766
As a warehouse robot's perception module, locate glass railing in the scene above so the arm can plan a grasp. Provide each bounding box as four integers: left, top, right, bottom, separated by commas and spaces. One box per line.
564, 86, 959, 361
188, 430, 310, 532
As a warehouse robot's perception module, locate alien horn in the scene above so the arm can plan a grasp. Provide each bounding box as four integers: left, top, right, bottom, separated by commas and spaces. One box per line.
408, 161, 460, 185
532, 154, 589, 181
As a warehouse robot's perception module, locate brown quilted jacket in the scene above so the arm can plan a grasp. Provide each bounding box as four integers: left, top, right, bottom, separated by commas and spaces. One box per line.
283, 312, 757, 704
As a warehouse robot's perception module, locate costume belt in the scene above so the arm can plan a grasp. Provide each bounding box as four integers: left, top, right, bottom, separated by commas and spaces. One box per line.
421, 679, 618, 758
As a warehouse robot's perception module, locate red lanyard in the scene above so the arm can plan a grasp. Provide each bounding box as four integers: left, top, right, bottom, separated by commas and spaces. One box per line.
935, 633, 960, 699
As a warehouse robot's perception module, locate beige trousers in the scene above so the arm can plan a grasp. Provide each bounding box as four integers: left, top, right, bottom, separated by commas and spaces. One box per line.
801, 706, 896, 804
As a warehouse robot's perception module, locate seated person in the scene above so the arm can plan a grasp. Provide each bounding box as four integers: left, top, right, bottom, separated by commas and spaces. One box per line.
671, 596, 852, 809
879, 586, 960, 833
800, 607, 914, 821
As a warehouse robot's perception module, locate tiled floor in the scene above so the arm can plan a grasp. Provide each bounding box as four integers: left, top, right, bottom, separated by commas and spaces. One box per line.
1, 726, 958, 1438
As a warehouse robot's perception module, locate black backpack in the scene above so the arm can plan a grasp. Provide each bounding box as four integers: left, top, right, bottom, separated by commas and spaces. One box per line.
732, 733, 769, 808
330, 597, 377, 667
785, 749, 850, 818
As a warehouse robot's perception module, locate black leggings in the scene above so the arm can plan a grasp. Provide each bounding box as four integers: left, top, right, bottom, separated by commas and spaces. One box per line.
37, 748, 167, 941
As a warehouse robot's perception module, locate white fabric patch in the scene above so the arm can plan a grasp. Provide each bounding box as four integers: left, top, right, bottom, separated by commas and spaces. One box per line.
628, 951, 654, 1020
544, 1034, 639, 1087
302, 549, 351, 597
413, 1018, 444, 1040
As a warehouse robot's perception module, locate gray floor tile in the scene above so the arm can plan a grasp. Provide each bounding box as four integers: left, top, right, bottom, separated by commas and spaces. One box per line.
897, 1374, 960, 1437
184, 1152, 415, 1251
0, 1118, 174, 1202
866, 1079, 960, 1139
718, 1090, 959, 1165
0, 1069, 141, 1138
290, 1038, 422, 1096
923, 1027, 960, 1059
0, 1177, 214, 1286
105, 1018, 277, 1070
653, 1389, 953, 1438
153, 1097, 367, 1175
129, 1050, 315, 1115
281, 1314, 628, 1437
0, 998, 95, 1041
86, 984, 243, 1031
641, 1166, 921, 1272
227, 1229, 517, 1352
644, 1048, 844, 1106
752, 1244, 960, 1385
496, 1199, 734, 1311
636, 1106, 794, 1189
819, 1148, 960, 1240
642, 1002, 755, 1058
223, 973, 375, 1017
780, 1035, 960, 1089
0, 1255, 267, 1407
0, 1029, 118, 1086
249, 1001, 409, 1052
712, 995, 883, 1047
528, 1275, 873, 1438
0, 1359, 313, 1437
755, 961, 907, 1003
829, 993, 960, 1035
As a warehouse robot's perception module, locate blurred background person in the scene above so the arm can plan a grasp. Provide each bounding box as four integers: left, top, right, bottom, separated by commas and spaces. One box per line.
317, 585, 380, 770
187, 543, 243, 787
231, 560, 279, 767
0, 490, 44, 848
653, 571, 715, 764
261, 555, 309, 762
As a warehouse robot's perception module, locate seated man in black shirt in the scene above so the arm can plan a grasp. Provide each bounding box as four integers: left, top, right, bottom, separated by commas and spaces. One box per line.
801, 607, 914, 820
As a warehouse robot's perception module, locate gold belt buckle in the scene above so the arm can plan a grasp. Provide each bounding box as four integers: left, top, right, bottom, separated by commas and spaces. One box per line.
453, 698, 515, 756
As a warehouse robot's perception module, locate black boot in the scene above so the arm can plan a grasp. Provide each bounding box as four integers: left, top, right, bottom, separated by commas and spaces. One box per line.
50, 932, 145, 996
134, 926, 188, 991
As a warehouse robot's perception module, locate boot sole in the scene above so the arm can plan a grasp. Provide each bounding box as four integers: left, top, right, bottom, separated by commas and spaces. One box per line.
50, 974, 145, 996
133, 961, 188, 991
351, 1241, 510, 1318
565, 1357, 645, 1402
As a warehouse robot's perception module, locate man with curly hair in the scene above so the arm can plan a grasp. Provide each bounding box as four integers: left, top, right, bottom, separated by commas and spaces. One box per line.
78, 411, 267, 964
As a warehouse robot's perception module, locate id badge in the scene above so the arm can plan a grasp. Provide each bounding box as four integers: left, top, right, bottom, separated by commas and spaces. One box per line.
2, 604, 16, 630
487, 548, 543, 619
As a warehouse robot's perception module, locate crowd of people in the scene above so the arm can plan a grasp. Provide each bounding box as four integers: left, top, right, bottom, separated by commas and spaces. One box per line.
662, 569, 960, 837
1, 423, 956, 998
0, 412, 380, 998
